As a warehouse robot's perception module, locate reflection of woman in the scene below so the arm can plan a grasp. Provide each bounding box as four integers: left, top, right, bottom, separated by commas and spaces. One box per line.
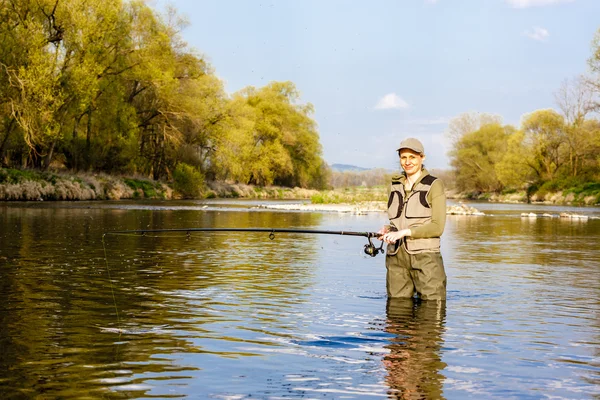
383, 298, 447, 399
379, 138, 447, 300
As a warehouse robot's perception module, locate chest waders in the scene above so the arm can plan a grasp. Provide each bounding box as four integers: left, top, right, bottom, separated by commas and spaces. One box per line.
385, 173, 447, 300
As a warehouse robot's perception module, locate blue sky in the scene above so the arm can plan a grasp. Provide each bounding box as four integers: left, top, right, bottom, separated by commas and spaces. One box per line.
152, 0, 599, 170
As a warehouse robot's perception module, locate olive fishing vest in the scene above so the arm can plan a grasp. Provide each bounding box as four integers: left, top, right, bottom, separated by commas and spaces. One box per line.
387, 173, 441, 254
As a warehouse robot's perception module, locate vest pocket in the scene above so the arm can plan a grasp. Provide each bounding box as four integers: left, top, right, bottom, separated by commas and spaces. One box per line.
404, 195, 431, 219
405, 237, 441, 253
387, 190, 403, 220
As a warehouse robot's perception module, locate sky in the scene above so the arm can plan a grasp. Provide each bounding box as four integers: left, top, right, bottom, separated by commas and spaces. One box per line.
152, 0, 600, 170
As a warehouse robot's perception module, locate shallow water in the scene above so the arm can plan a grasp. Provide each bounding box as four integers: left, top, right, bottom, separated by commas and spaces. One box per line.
0, 200, 598, 399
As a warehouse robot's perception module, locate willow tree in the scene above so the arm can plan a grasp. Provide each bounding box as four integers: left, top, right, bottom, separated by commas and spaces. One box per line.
0, 0, 328, 189
208, 94, 256, 183
0, 0, 144, 170
0, 0, 68, 168
226, 81, 326, 188
59, 0, 140, 171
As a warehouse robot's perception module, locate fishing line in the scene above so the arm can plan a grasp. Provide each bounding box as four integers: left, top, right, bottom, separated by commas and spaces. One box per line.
101, 233, 121, 332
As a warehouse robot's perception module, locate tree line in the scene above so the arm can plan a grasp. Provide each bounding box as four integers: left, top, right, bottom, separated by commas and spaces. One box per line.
447, 29, 600, 197
0, 0, 330, 190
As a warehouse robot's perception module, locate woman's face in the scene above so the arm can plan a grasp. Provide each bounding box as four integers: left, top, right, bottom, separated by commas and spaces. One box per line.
399, 149, 425, 176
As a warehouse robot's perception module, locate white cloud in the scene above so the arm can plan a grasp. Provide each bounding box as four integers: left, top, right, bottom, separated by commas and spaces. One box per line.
524, 26, 549, 41
424, 0, 439, 4
374, 93, 410, 110
507, 0, 574, 8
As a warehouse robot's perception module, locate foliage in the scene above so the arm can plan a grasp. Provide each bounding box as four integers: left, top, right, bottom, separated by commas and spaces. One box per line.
0, 0, 327, 189
215, 81, 327, 188
448, 109, 599, 198
444, 26, 600, 200
0, 167, 170, 200
449, 123, 511, 192
0, 167, 57, 184
123, 178, 163, 199
172, 163, 204, 198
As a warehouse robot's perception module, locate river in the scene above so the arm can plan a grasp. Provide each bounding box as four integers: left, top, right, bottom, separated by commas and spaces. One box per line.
0, 200, 598, 399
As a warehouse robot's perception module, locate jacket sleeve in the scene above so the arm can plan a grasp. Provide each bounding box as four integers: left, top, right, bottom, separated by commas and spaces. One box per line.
409, 179, 446, 238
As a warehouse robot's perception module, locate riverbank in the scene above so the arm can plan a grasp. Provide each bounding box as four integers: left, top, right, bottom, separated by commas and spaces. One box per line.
1, 167, 598, 206
0, 168, 318, 201
449, 188, 600, 206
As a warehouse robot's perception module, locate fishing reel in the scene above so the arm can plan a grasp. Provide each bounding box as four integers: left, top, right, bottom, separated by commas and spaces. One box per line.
364, 236, 384, 257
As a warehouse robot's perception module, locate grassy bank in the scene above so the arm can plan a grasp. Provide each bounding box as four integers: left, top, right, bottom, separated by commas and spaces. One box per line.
0, 168, 171, 201
310, 184, 600, 206
1, 168, 598, 205
0, 168, 319, 201
452, 183, 600, 206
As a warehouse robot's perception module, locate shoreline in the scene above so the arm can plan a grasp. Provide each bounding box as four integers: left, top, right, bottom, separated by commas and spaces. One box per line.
254, 202, 598, 220
1, 168, 598, 207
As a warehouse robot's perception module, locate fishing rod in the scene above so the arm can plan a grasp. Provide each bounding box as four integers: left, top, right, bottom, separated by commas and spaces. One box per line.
104, 228, 385, 257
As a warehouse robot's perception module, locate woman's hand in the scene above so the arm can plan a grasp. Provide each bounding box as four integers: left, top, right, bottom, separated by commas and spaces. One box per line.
377, 226, 390, 237
381, 229, 411, 244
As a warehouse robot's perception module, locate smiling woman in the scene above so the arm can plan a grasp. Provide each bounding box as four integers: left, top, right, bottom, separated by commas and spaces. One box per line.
380, 137, 448, 301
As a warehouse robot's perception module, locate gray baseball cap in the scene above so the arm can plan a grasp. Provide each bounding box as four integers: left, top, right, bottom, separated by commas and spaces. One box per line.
397, 138, 424, 154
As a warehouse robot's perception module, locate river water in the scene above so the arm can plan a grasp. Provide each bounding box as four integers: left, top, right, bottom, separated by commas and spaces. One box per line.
0, 200, 598, 399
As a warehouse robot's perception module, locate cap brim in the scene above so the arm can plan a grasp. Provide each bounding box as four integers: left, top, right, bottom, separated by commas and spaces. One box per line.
397, 146, 423, 153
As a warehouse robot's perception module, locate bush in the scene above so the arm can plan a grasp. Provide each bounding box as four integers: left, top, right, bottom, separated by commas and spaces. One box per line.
311, 193, 325, 204
173, 163, 204, 198
123, 178, 160, 198
0, 168, 56, 184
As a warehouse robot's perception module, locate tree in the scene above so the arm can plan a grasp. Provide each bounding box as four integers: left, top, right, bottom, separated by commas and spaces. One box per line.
495, 130, 534, 189
446, 111, 503, 145
232, 81, 325, 188
554, 78, 600, 178
520, 109, 568, 182
0, 0, 328, 190
449, 123, 511, 192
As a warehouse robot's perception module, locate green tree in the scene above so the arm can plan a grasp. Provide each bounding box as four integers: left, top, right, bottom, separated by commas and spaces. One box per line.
520, 109, 568, 182
232, 81, 325, 188
449, 123, 511, 192
495, 130, 534, 189
0, 0, 328, 190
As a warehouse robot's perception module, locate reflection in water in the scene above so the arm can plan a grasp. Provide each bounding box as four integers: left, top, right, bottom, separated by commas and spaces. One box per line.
384, 299, 447, 399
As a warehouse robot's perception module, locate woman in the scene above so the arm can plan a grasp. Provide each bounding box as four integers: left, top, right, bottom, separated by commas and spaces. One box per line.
379, 138, 447, 300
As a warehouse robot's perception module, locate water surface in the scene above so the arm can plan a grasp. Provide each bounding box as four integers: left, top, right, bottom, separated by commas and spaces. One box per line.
0, 200, 598, 399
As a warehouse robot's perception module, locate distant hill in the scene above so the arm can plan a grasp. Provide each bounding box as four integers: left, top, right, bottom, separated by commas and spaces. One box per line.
330, 163, 371, 172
